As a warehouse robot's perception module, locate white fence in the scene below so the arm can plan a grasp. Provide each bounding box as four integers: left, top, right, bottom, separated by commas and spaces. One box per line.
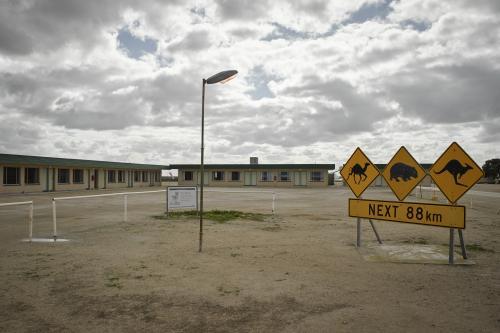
52, 190, 164, 240
0, 201, 33, 241
1, 188, 279, 242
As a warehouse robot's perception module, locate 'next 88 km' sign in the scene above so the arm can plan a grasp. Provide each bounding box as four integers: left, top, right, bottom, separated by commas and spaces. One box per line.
343, 144, 475, 230
349, 198, 465, 229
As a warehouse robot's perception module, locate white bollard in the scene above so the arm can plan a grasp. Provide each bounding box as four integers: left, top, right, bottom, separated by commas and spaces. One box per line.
123, 195, 128, 222
52, 199, 57, 241
272, 192, 276, 214
29, 202, 33, 242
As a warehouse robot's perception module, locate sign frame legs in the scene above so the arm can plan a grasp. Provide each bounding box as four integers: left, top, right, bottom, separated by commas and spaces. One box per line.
356, 218, 383, 247
458, 229, 467, 259
369, 219, 383, 244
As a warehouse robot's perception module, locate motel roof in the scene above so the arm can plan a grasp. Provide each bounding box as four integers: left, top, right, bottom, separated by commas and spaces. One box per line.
168, 164, 335, 170
0, 153, 166, 170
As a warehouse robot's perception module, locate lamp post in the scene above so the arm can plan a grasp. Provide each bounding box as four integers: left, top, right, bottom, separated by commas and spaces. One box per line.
199, 69, 238, 252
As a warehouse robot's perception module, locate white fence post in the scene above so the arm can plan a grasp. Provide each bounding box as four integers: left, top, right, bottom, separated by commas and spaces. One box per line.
52, 199, 57, 241
123, 195, 128, 222
272, 192, 276, 214
29, 202, 33, 242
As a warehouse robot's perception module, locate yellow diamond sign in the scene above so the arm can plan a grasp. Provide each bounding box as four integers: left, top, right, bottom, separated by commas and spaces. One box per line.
381, 146, 426, 201
341, 147, 380, 198
430, 142, 484, 204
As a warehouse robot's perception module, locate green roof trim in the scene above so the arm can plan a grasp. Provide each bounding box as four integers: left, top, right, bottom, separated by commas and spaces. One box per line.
0, 153, 167, 170
168, 164, 335, 170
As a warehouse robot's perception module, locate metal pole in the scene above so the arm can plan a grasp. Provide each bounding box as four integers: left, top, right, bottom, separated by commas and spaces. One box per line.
52, 199, 57, 241
356, 217, 361, 247
272, 192, 275, 214
449, 228, 454, 264
29, 202, 33, 242
458, 229, 467, 259
369, 219, 383, 244
123, 195, 128, 222
199, 79, 206, 253
166, 188, 169, 217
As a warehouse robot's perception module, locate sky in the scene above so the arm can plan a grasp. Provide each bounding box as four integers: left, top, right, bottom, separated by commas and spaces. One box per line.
0, 0, 499, 172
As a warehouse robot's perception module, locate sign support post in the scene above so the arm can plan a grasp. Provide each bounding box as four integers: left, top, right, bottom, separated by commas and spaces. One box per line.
458, 229, 467, 259
369, 219, 383, 244
449, 228, 455, 264
356, 217, 361, 247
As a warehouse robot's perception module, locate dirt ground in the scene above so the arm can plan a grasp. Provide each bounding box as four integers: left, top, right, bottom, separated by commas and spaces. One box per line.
0, 184, 499, 332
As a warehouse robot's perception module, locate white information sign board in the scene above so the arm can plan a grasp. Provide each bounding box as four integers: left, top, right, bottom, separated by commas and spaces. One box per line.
167, 186, 198, 210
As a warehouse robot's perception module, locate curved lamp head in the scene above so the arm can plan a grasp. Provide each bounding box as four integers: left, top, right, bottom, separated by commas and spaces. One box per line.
205, 70, 238, 84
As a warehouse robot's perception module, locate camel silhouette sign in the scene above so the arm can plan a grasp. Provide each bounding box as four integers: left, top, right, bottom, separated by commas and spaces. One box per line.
340, 147, 380, 198
429, 142, 484, 204
381, 146, 426, 201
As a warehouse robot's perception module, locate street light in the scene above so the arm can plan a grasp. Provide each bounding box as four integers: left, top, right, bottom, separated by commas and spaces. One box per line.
199, 69, 238, 252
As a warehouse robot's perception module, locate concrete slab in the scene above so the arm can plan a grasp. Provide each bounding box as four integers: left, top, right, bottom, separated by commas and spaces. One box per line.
357, 242, 475, 265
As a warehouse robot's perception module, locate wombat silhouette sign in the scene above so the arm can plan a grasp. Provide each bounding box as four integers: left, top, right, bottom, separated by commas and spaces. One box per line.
430, 142, 484, 203
382, 146, 426, 201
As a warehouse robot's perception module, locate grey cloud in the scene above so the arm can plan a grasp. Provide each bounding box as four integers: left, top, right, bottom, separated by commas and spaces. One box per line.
229, 27, 261, 39
385, 62, 500, 124
478, 118, 500, 143
215, 0, 269, 21
167, 30, 212, 52
0, 20, 33, 55
0, 115, 43, 153
0, 0, 133, 56
0, 67, 202, 131
210, 78, 391, 148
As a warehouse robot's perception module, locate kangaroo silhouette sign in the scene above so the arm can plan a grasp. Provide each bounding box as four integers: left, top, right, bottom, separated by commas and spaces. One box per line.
430, 142, 484, 204
382, 146, 426, 201
341, 147, 380, 198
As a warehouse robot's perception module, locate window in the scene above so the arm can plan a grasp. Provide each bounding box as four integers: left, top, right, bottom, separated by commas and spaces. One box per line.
134, 171, 140, 182
58, 169, 70, 184
142, 171, 149, 182
155, 172, 159, 182
311, 171, 323, 182
108, 170, 116, 183
279, 171, 290, 182
117, 170, 124, 183
261, 171, 272, 181
25, 168, 40, 185
213, 171, 224, 181
73, 169, 84, 184
3, 167, 20, 185
184, 171, 193, 181
231, 171, 240, 181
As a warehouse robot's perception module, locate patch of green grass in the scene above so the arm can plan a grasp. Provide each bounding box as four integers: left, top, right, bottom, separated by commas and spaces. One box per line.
153, 210, 269, 223
105, 275, 122, 289
403, 238, 428, 245
466, 243, 494, 253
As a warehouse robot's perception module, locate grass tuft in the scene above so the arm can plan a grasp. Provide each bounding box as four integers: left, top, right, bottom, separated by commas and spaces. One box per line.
465, 243, 494, 253
153, 210, 269, 223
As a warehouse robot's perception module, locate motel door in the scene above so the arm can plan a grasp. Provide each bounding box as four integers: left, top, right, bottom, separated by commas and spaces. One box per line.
244, 172, 257, 186
93, 169, 99, 189
294, 172, 307, 186
46, 168, 55, 191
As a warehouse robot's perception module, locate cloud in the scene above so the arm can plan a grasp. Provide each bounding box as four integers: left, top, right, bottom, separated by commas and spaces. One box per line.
0, 0, 498, 168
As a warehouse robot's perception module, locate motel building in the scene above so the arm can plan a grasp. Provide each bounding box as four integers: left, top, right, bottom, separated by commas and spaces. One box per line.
171, 158, 335, 188
0, 153, 164, 194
